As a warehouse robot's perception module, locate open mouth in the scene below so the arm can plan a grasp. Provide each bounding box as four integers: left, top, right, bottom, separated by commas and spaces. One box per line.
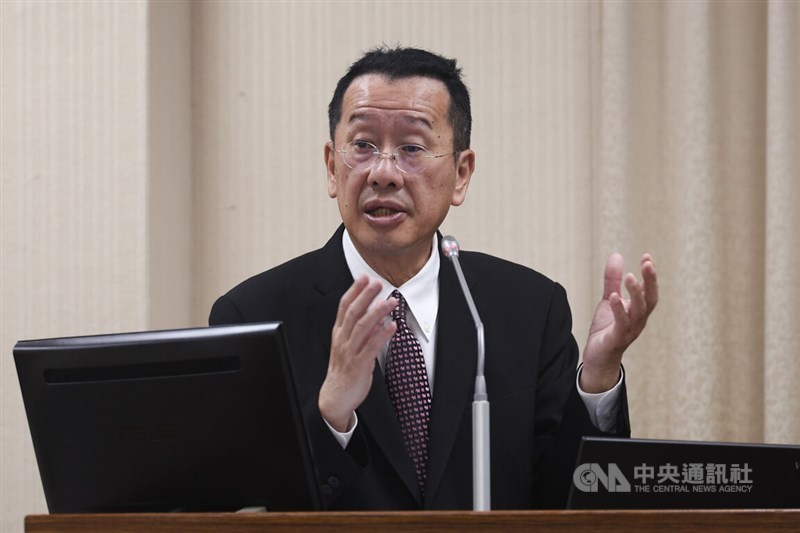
368, 207, 399, 217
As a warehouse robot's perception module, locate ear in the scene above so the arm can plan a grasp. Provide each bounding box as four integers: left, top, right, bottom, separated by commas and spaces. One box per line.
450, 149, 475, 206
324, 141, 338, 198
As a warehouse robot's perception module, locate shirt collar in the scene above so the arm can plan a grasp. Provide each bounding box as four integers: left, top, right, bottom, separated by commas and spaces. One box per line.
342, 229, 440, 341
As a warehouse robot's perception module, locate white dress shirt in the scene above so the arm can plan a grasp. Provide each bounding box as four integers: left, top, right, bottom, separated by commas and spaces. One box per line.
325, 230, 623, 446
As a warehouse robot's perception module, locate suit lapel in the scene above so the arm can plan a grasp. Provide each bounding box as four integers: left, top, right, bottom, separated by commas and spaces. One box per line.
308, 226, 422, 503
358, 366, 423, 502
308, 227, 352, 359
424, 253, 478, 505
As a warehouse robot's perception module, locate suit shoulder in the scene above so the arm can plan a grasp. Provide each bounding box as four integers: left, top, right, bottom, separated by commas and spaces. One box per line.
209, 246, 338, 325
459, 250, 558, 291
221, 248, 325, 302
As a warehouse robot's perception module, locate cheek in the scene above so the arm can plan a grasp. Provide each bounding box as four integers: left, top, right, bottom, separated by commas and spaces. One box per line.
338, 172, 358, 209
425, 177, 455, 200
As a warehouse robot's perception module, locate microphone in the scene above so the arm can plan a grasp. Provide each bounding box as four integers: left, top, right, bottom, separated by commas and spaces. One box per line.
440, 235, 490, 511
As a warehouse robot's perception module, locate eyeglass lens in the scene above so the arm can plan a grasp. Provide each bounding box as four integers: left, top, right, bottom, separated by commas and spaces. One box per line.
342, 142, 429, 174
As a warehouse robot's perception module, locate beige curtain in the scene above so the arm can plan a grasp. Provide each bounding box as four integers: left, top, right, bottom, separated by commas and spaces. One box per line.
593, 0, 796, 442
592, 0, 799, 444
2, 0, 798, 529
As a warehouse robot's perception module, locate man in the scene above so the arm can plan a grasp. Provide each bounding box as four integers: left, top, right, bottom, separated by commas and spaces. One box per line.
210, 46, 658, 510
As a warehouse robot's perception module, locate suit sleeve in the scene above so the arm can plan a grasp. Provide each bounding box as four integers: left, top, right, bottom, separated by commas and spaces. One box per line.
209, 294, 246, 325
531, 282, 630, 508
209, 293, 372, 509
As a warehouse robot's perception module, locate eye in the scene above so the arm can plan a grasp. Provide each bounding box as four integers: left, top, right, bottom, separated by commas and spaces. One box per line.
350, 140, 377, 153
398, 144, 428, 156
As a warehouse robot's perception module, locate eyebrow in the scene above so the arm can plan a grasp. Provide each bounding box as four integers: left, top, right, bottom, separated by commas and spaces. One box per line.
347, 112, 434, 130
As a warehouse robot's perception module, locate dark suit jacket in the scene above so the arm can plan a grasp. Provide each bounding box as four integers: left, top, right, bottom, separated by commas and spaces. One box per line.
209, 225, 630, 510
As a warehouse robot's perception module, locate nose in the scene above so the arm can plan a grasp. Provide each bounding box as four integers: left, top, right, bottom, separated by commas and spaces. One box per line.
368, 152, 404, 189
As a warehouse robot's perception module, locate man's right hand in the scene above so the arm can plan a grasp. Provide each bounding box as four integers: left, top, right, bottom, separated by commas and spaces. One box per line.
318, 275, 397, 432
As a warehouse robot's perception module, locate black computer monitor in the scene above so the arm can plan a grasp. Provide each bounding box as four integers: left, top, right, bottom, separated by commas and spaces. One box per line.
14, 322, 322, 513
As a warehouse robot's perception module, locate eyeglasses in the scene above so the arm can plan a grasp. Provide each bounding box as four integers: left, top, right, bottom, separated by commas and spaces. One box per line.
336, 141, 453, 175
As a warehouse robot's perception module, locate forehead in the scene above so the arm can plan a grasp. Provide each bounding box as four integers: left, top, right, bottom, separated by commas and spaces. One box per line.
338, 74, 451, 134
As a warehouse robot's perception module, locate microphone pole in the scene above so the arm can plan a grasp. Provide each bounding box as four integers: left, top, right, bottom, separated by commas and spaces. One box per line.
440, 235, 490, 511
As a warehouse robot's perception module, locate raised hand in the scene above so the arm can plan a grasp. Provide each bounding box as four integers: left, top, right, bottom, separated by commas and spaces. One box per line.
580, 253, 659, 393
318, 275, 398, 431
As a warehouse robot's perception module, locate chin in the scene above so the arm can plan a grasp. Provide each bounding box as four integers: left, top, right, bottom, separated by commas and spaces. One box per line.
362, 237, 408, 256
351, 230, 408, 255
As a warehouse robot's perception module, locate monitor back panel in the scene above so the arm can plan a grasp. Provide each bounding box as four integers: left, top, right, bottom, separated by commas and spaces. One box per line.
14, 323, 321, 513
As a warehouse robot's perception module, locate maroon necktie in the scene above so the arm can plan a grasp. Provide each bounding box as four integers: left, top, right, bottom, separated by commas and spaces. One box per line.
385, 289, 432, 494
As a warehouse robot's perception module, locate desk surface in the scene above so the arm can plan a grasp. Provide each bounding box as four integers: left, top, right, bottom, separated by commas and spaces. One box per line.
25, 509, 800, 532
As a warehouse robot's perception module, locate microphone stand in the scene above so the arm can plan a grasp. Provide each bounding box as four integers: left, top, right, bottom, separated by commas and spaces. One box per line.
441, 236, 490, 511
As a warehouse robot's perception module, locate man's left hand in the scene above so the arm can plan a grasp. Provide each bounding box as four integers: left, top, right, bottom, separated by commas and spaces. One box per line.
580, 253, 658, 393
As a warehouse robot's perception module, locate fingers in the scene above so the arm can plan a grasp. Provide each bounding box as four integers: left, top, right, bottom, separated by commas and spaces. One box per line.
334, 275, 396, 356
625, 271, 648, 326
603, 253, 624, 300
605, 252, 658, 332
335, 275, 371, 329
616, 253, 657, 333
609, 291, 630, 331
337, 275, 390, 331
641, 253, 659, 312
360, 309, 398, 357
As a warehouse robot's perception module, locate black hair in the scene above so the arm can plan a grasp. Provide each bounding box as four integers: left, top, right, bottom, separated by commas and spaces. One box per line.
328, 46, 471, 152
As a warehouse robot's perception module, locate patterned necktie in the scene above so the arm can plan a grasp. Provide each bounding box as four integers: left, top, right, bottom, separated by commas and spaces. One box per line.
385, 289, 432, 495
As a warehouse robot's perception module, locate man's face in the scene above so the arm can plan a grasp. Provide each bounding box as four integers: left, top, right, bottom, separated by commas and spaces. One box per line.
324, 74, 474, 272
